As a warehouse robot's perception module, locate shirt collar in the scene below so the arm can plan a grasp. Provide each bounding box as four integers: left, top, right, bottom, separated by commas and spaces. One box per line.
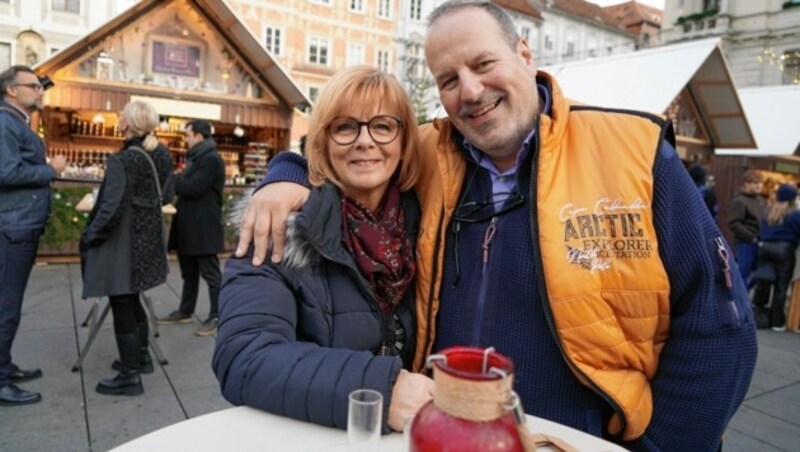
462, 81, 552, 176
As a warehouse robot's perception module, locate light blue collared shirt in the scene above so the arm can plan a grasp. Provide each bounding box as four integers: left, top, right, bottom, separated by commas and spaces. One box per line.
463, 83, 552, 196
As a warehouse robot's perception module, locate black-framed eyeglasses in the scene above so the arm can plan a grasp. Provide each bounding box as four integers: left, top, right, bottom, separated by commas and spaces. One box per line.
452, 191, 525, 223
327, 115, 403, 145
13, 83, 44, 92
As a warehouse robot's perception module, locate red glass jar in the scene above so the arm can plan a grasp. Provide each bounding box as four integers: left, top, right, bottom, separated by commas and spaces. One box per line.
409, 346, 524, 452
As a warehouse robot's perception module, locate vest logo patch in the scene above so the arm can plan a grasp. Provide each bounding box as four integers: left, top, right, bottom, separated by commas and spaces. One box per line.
559, 197, 654, 272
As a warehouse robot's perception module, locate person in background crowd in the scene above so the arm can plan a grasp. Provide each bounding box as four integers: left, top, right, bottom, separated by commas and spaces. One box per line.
159, 119, 225, 336
752, 184, 800, 332
235, 1, 758, 449
728, 170, 765, 287
81, 100, 172, 396
688, 164, 718, 220
213, 66, 433, 432
0, 65, 66, 406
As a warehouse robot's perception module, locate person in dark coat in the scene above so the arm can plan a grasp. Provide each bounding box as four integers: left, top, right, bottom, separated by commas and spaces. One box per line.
752, 184, 800, 331
81, 100, 172, 396
728, 170, 765, 287
0, 65, 66, 406
161, 119, 225, 336
688, 164, 718, 220
212, 66, 434, 433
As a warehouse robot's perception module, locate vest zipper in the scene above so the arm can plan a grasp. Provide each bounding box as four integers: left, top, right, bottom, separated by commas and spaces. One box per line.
527, 116, 627, 439
423, 208, 446, 362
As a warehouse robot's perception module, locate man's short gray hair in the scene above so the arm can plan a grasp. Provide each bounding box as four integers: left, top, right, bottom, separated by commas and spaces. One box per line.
0, 65, 35, 101
427, 0, 519, 49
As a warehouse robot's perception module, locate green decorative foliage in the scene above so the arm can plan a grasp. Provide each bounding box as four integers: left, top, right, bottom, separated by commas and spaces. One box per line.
40, 186, 93, 253
39, 185, 249, 255
783, 1, 800, 10
676, 9, 720, 25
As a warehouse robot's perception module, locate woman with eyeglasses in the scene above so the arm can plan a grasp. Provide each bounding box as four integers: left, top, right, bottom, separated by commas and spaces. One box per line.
213, 66, 434, 432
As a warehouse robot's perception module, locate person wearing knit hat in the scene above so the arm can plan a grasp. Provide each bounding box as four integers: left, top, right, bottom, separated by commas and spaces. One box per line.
776, 183, 798, 203
752, 183, 800, 331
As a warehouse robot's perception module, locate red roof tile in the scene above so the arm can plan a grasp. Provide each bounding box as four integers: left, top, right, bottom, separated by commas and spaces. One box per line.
603, 0, 663, 28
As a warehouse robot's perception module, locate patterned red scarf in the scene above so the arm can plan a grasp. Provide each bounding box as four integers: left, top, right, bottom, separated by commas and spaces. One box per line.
341, 184, 416, 315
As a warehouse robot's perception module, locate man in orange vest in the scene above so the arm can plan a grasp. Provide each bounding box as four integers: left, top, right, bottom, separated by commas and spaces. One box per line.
229, 1, 757, 449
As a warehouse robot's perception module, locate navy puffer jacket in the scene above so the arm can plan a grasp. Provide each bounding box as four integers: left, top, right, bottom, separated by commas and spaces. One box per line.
213, 182, 419, 432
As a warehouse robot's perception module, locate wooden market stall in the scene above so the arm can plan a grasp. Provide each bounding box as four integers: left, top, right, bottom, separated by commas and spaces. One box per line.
32, 0, 310, 256
713, 84, 800, 243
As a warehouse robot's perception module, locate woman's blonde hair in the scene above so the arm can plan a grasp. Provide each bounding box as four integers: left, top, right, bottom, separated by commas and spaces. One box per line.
121, 100, 160, 151
766, 202, 794, 226
306, 66, 421, 191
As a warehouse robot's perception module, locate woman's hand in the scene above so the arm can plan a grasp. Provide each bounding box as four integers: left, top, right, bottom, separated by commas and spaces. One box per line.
388, 369, 435, 431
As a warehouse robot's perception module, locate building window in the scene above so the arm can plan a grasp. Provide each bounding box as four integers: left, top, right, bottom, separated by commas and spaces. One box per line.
311, 0, 332, 5
544, 34, 553, 51
347, 43, 365, 66
377, 49, 391, 73
308, 86, 320, 103
53, 0, 79, 13
783, 49, 800, 85
565, 41, 575, 57
520, 27, 530, 42
377, 0, 392, 19
409, 0, 422, 20
350, 0, 365, 13
307, 37, 330, 65
703, 0, 720, 11
264, 27, 282, 56
0, 43, 11, 72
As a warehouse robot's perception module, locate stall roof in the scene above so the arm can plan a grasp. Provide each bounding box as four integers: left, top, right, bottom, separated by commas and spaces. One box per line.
34, 0, 310, 110
541, 38, 755, 149
715, 85, 800, 156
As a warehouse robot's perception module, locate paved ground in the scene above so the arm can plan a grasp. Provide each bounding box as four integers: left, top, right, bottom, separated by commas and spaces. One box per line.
0, 260, 798, 451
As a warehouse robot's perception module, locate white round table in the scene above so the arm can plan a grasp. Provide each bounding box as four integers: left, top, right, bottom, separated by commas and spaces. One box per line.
112, 406, 627, 451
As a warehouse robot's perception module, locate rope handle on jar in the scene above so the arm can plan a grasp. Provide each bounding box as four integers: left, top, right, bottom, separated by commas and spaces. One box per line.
506, 391, 579, 452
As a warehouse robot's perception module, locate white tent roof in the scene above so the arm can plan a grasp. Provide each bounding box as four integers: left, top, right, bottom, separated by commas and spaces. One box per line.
541, 38, 719, 113
541, 38, 755, 149
716, 84, 800, 156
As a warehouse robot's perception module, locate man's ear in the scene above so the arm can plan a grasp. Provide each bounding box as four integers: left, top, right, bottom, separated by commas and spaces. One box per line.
516, 38, 535, 69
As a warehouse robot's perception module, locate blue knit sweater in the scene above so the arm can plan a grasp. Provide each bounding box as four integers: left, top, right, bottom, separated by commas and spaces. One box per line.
259, 127, 757, 452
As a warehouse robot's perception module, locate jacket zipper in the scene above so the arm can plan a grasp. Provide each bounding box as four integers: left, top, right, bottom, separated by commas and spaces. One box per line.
714, 236, 741, 328
313, 246, 390, 355
527, 116, 627, 439
471, 216, 499, 345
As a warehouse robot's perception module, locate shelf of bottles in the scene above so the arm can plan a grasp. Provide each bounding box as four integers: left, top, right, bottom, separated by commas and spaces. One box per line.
241, 142, 271, 185
59, 114, 263, 185
50, 146, 109, 180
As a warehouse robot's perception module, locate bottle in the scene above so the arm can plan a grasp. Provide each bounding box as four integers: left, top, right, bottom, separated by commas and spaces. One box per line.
410, 347, 524, 452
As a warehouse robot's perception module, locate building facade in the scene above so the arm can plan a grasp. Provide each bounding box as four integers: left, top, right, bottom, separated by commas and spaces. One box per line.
660, 0, 800, 87
0, 0, 137, 71
532, 0, 636, 67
